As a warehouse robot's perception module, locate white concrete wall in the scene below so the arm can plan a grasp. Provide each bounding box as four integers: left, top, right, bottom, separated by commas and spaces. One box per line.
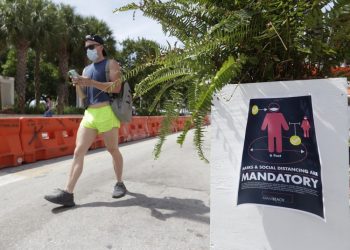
348, 105, 350, 131
211, 78, 350, 250
0, 75, 15, 108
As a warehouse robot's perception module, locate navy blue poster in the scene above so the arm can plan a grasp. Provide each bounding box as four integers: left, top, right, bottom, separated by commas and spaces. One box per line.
237, 96, 324, 218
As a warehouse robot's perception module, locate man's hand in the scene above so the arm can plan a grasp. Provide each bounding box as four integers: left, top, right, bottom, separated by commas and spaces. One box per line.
73, 76, 94, 87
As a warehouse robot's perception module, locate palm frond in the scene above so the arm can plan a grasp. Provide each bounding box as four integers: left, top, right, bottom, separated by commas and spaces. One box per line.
135, 67, 192, 96
113, 3, 139, 13
153, 90, 182, 159
177, 119, 193, 146
148, 75, 194, 112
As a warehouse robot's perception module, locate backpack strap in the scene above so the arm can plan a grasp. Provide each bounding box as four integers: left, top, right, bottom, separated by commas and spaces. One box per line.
105, 59, 110, 82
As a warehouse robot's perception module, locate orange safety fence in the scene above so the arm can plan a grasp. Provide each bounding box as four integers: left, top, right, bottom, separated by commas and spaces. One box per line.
0, 115, 209, 168
147, 116, 163, 137
0, 118, 24, 169
19, 117, 80, 163
204, 115, 211, 126
118, 123, 129, 143
126, 117, 149, 141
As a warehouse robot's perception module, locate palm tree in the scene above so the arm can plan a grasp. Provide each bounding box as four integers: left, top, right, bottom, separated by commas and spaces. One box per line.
54, 4, 83, 114
30, 1, 57, 108
0, 0, 39, 113
0, 9, 7, 56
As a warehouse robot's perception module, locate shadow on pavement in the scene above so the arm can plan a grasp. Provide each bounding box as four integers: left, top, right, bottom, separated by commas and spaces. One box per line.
51, 192, 209, 224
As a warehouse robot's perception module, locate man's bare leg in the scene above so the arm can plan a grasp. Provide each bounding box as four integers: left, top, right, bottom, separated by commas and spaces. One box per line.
103, 127, 126, 198
103, 127, 123, 182
65, 125, 97, 193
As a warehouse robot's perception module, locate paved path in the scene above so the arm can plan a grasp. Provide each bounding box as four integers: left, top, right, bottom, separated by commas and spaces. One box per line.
0, 129, 210, 250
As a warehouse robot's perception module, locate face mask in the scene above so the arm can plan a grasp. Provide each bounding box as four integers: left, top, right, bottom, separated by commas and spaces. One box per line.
269, 107, 279, 112
87, 49, 98, 62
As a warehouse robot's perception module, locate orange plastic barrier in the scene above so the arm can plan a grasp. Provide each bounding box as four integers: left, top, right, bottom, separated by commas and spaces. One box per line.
20, 117, 80, 163
204, 115, 211, 126
118, 123, 129, 143
0, 118, 24, 169
147, 116, 162, 137
0, 115, 203, 169
126, 117, 149, 141
175, 117, 184, 131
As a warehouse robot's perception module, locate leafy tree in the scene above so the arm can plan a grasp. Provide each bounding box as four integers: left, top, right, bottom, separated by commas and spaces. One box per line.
53, 4, 83, 114
0, 0, 42, 113
30, 1, 57, 109
1, 48, 16, 77
118, 38, 162, 115
115, 0, 350, 161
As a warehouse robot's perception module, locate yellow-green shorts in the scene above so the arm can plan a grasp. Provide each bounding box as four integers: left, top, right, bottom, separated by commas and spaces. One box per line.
81, 105, 120, 133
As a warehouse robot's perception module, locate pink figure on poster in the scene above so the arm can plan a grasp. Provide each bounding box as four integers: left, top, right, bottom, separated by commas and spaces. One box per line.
261, 103, 289, 153
301, 116, 311, 138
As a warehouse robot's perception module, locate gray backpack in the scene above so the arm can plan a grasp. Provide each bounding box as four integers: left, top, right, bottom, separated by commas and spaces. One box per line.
105, 59, 133, 123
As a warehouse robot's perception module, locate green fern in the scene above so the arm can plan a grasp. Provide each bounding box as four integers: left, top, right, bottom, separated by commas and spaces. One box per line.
148, 75, 194, 112
115, 0, 349, 161
176, 119, 193, 146
135, 66, 192, 96
153, 90, 182, 159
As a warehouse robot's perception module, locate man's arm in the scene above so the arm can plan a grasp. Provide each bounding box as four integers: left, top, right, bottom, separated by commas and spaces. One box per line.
74, 68, 87, 99
74, 59, 122, 93
107, 60, 122, 93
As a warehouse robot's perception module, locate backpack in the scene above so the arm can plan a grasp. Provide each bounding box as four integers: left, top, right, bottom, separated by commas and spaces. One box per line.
105, 59, 133, 123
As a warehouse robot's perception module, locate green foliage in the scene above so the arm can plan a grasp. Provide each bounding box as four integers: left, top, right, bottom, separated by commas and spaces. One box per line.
38, 60, 60, 97
117, 38, 164, 115
23, 104, 46, 114
1, 48, 16, 77
153, 90, 182, 159
63, 106, 85, 115
115, 0, 350, 161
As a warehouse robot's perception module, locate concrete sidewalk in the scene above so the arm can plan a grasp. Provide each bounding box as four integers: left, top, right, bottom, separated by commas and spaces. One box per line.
0, 129, 210, 250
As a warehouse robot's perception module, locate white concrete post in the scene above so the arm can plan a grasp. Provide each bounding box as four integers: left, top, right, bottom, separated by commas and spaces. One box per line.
0, 75, 15, 108
211, 78, 350, 250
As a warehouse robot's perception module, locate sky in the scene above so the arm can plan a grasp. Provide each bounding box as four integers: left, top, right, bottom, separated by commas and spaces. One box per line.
51, 0, 179, 48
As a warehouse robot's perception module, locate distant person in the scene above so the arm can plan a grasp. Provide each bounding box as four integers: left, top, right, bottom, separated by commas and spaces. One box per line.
43, 96, 53, 117
44, 34, 126, 207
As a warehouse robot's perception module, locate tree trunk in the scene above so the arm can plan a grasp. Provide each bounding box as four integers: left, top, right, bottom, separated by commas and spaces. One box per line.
34, 49, 41, 110
57, 44, 69, 114
15, 39, 30, 114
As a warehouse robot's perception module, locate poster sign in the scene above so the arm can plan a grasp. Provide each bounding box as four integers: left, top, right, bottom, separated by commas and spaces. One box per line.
237, 96, 324, 218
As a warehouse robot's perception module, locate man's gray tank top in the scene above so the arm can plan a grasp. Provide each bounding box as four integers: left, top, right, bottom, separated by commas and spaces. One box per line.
84, 59, 110, 106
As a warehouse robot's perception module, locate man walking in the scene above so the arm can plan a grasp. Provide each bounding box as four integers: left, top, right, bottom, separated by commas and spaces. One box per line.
44, 34, 127, 206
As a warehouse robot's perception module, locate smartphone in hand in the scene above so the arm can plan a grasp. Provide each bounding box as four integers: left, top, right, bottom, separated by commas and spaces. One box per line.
68, 69, 79, 80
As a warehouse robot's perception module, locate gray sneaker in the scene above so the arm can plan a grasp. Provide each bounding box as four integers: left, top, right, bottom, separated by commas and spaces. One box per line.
44, 188, 75, 207
112, 182, 127, 198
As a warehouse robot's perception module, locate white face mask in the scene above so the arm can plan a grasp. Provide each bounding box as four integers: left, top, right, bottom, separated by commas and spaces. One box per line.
87, 49, 99, 62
